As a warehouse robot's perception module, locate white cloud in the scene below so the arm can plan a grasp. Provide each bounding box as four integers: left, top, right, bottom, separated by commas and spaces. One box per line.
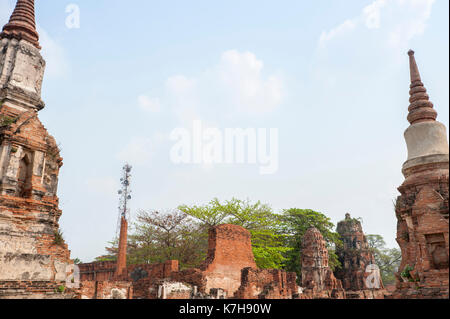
166, 75, 197, 95
216, 50, 284, 113
138, 95, 161, 113
319, 20, 357, 48
86, 177, 118, 197
387, 0, 435, 49
37, 26, 70, 78
117, 133, 166, 166
319, 0, 435, 49
363, 0, 388, 29
151, 50, 284, 124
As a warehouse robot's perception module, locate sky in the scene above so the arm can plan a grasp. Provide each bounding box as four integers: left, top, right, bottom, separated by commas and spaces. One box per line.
1, 0, 448, 262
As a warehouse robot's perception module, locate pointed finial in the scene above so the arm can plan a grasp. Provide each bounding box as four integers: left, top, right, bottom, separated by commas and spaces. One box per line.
0, 0, 40, 49
408, 50, 422, 84
406, 50, 437, 124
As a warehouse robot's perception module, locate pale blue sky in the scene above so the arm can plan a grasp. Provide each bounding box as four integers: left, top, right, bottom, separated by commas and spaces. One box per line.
1, 0, 448, 262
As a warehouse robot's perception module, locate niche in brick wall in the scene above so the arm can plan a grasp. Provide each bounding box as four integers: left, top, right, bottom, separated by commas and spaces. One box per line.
425, 233, 448, 270
17, 152, 32, 198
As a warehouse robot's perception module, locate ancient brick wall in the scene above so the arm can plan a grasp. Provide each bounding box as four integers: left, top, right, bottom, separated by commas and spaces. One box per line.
78, 261, 116, 282
79, 259, 180, 282
235, 268, 299, 299
0, 113, 74, 297
125, 260, 179, 281
198, 224, 257, 296
0, 280, 77, 299
132, 269, 206, 299
78, 280, 133, 299
79, 259, 181, 299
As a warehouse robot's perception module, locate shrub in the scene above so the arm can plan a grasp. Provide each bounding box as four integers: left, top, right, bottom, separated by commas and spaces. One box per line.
53, 229, 65, 246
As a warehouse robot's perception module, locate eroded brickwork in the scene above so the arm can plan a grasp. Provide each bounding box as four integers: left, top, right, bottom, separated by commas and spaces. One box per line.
78, 280, 133, 300
79, 224, 303, 300
390, 51, 449, 299
235, 268, 299, 299
199, 224, 257, 296
335, 213, 385, 297
0, 0, 74, 299
300, 227, 345, 299
128, 224, 257, 299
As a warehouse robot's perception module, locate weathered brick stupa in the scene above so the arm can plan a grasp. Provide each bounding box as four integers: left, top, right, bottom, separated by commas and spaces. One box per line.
391, 51, 449, 299
335, 214, 385, 299
0, 0, 75, 299
300, 227, 345, 299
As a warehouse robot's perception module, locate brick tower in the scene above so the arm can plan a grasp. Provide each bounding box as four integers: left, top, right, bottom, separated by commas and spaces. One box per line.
115, 216, 128, 277
300, 227, 345, 299
335, 214, 385, 298
392, 51, 449, 299
0, 0, 74, 298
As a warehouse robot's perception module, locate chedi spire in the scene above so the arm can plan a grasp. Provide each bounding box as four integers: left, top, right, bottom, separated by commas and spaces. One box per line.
0, 0, 40, 49
407, 50, 437, 124
390, 50, 449, 299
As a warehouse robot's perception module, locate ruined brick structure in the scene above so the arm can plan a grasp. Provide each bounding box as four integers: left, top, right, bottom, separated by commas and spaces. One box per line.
199, 224, 257, 295
130, 224, 259, 299
79, 260, 179, 283
0, 0, 75, 299
115, 216, 128, 277
78, 280, 133, 300
79, 224, 300, 299
79, 261, 117, 282
235, 268, 299, 299
147, 224, 299, 299
300, 227, 345, 299
335, 214, 385, 299
390, 51, 449, 299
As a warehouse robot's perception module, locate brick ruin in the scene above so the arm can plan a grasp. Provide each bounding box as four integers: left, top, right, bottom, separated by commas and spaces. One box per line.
78, 223, 394, 300
389, 51, 449, 299
1, 2, 448, 301
79, 224, 300, 299
0, 0, 80, 299
335, 214, 385, 299
299, 227, 345, 299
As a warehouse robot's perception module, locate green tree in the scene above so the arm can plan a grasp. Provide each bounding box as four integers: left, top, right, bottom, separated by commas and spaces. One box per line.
179, 198, 290, 269
366, 234, 401, 286
278, 208, 342, 278
128, 210, 208, 269
96, 211, 208, 269
95, 238, 118, 262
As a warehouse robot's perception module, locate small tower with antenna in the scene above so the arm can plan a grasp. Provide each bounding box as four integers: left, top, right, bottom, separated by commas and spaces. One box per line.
115, 164, 132, 277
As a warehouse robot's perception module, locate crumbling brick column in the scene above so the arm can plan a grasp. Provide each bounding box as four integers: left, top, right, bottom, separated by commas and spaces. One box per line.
115, 217, 128, 277
335, 214, 384, 291
301, 227, 345, 299
199, 224, 257, 296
